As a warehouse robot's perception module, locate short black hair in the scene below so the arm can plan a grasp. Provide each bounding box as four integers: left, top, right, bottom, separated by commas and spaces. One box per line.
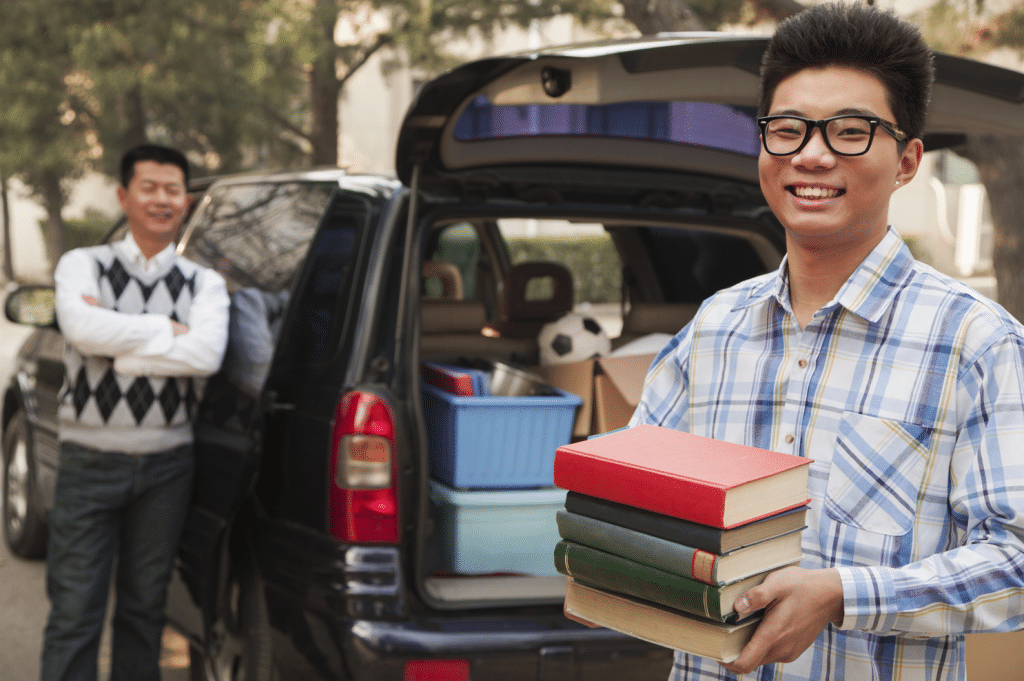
120, 144, 190, 188
758, 2, 935, 142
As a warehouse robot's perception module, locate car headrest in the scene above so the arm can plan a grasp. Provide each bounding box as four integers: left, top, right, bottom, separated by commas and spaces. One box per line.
498, 262, 574, 322
422, 260, 464, 300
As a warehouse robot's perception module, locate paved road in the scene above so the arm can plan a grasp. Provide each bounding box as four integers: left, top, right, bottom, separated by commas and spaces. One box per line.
0, 315, 190, 681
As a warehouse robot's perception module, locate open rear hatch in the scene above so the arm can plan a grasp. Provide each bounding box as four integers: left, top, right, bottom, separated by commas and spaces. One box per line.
397, 34, 1024, 204
400, 34, 1024, 608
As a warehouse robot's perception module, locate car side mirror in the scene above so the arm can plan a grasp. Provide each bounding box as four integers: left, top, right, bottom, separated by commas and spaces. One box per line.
5, 285, 57, 328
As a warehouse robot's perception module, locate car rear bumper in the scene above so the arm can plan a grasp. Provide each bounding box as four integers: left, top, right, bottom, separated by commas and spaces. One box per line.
256, 519, 673, 680
340, 616, 674, 681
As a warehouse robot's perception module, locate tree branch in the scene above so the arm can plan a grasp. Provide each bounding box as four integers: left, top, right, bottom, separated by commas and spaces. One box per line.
337, 31, 395, 90
260, 103, 312, 145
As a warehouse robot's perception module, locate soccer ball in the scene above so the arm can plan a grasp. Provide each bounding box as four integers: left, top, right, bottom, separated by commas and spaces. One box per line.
538, 312, 611, 365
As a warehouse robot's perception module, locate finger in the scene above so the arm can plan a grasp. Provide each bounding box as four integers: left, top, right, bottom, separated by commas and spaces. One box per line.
720, 616, 775, 675
734, 582, 774, 616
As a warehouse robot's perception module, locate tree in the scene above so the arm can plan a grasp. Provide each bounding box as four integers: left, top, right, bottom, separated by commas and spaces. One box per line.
64, 0, 299, 179
618, 0, 802, 32
0, 0, 618, 271
0, 0, 93, 265
256, 0, 617, 166
1, 172, 13, 282
0, 0, 301, 271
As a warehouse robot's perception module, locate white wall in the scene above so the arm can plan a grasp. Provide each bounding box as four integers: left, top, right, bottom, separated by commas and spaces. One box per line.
3, 173, 119, 282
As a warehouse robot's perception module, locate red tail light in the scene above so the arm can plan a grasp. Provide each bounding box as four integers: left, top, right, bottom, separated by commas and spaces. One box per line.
404, 659, 470, 681
329, 391, 399, 543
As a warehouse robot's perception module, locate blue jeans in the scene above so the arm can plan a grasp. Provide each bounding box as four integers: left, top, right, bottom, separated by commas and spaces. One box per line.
41, 442, 194, 681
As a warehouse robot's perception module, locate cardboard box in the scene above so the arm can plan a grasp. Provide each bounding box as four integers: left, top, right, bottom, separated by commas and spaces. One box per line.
966, 632, 1024, 680
533, 352, 656, 437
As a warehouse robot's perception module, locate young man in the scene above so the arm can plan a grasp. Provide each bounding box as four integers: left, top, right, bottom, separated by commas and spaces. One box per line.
631, 4, 1024, 680
41, 145, 229, 681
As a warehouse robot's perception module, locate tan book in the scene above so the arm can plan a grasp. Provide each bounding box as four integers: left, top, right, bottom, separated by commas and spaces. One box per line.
563, 578, 761, 663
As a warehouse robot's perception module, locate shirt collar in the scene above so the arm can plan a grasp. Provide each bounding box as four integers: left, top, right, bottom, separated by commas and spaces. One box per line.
113, 232, 176, 271
735, 227, 915, 324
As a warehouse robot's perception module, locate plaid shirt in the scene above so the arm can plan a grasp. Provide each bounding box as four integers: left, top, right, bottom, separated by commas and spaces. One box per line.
631, 228, 1024, 681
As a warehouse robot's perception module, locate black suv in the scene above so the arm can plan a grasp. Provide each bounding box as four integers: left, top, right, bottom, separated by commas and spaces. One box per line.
5, 35, 1024, 681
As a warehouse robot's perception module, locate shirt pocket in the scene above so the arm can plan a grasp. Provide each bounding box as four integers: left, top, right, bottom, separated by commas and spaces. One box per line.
824, 412, 931, 537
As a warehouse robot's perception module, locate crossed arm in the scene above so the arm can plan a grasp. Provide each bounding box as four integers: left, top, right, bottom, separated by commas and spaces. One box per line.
55, 249, 229, 377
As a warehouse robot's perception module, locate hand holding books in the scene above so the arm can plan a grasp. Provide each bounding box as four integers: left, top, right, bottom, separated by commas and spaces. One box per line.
719, 566, 844, 675
552, 425, 813, 663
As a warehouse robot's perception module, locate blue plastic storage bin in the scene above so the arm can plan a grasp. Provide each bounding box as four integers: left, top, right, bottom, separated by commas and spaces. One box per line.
429, 479, 567, 576
421, 383, 582, 489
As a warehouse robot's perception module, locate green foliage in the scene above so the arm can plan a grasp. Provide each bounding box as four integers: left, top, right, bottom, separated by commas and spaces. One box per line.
992, 6, 1024, 52
917, 0, 979, 54
396, 0, 616, 72
63, 0, 297, 176
0, 0, 89, 191
685, 0, 745, 26
59, 209, 120, 251
916, 0, 1024, 56
507, 236, 622, 304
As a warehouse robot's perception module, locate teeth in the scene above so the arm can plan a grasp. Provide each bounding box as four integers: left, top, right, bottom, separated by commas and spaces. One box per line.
793, 186, 841, 199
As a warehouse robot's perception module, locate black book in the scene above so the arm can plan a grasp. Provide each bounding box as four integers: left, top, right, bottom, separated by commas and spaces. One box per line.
564, 492, 807, 555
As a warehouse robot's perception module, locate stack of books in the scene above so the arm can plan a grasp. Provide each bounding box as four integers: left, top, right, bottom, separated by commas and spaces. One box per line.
551, 424, 812, 663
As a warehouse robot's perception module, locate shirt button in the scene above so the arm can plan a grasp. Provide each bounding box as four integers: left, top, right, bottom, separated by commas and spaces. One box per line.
797, 359, 808, 368
785, 434, 795, 444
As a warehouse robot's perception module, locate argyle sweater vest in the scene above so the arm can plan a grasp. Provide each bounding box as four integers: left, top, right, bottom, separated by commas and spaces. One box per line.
58, 246, 204, 454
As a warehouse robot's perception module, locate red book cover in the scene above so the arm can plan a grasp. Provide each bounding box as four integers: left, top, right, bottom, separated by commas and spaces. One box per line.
421, 362, 476, 396
553, 424, 811, 529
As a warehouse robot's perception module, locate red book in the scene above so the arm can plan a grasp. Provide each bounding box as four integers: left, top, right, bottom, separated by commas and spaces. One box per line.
421, 362, 477, 396
553, 424, 811, 529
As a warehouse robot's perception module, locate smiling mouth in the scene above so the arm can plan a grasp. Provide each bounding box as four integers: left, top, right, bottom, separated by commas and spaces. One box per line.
789, 185, 844, 199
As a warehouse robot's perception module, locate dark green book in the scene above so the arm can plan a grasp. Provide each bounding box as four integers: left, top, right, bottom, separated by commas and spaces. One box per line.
553, 540, 767, 622
565, 491, 807, 554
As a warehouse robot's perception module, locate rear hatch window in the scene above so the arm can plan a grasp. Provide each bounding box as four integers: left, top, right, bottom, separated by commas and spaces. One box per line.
454, 97, 760, 157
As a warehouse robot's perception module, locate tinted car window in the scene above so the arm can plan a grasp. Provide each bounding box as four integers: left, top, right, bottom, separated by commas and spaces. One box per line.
644, 226, 768, 303
181, 182, 336, 293
277, 193, 372, 367
179, 181, 335, 394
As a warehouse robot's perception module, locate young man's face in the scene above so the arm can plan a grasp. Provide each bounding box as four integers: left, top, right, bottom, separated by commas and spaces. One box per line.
117, 160, 191, 250
758, 66, 922, 253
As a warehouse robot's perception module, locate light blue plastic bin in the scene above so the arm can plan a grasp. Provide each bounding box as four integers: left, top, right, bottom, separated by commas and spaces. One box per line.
421, 383, 582, 489
429, 479, 567, 576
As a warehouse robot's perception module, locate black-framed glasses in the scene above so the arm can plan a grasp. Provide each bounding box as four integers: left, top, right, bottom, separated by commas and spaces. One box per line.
757, 114, 909, 156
